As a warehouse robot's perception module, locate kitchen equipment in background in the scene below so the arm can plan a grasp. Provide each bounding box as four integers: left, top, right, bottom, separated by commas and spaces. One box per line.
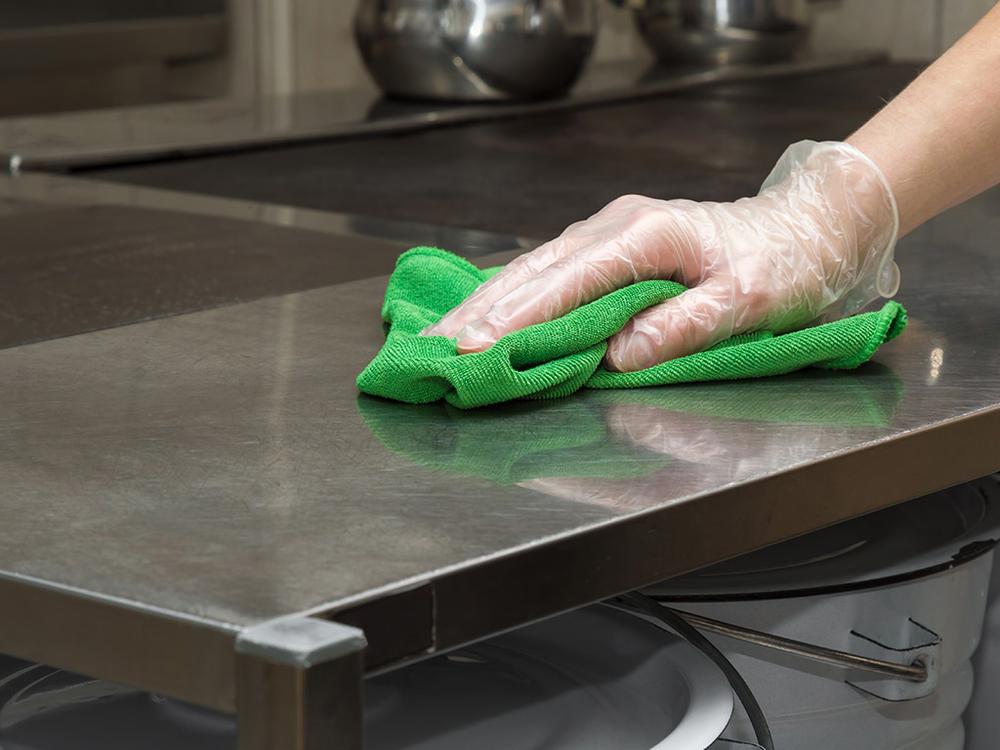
965, 550, 1000, 748
0, 605, 734, 750
354, 0, 599, 101
626, 0, 810, 65
0, 0, 228, 116
644, 477, 1000, 749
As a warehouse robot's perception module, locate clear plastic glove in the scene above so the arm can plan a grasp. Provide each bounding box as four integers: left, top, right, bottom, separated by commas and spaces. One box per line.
422, 140, 900, 372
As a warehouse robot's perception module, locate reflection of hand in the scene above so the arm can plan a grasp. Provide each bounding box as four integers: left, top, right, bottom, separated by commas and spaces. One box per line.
605, 404, 733, 465
425, 141, 898, 372
519, 405, 762, 512
520, 363, 907, 509
518, 475, 667, 512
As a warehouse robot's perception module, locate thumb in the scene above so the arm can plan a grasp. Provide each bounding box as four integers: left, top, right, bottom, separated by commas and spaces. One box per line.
604, 282, 736, 372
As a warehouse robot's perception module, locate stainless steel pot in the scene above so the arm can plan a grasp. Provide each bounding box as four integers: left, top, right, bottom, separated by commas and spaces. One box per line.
645, 478, 1000, 750
0, 606, 736, 750
354, 0, 599, 101
630, 0, 810, 65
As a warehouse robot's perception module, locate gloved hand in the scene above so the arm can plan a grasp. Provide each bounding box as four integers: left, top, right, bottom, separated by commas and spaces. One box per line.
422, 140, 900, 372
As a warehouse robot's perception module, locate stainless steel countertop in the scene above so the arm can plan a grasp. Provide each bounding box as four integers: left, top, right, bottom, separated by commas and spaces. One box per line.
2, 176, 999, 712
1, 53, 879, 171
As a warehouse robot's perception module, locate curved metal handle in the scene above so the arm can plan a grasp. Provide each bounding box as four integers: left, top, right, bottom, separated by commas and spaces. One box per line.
671, 608, 928, 681
610, 594, 776, 750
0, 664, 139, 730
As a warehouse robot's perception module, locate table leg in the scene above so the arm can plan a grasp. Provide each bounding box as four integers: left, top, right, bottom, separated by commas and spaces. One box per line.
235, 616, 367, 750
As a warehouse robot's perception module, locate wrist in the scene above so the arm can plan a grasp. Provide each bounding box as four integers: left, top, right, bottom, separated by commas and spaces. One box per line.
761, 140, 900, 318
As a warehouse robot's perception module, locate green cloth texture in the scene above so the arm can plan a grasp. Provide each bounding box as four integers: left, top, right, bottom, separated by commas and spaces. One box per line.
356, 247, 908, 409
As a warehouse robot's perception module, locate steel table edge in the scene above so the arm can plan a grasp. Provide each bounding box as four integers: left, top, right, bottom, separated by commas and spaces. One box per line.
5, 52, 883, 172
0, 569, 371, 748
0, 568, 239, 711
0, 405, 996, 749
295, 403, 1000, 675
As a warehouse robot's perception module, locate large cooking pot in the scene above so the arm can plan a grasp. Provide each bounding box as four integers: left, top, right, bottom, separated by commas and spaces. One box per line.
645, 477, 1000, 750
0, 606, 735, 750
354, 0, 599, 101
628, 0, 811, 65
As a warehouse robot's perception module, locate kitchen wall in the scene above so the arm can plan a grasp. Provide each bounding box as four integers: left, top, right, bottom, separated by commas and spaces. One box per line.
238, 0, 998, 97
0, 0, 228, 115
812, 0, 998, 59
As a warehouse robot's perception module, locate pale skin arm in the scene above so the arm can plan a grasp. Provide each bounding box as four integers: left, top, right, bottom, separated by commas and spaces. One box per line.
848, 4, 1000, 235
425, 7, 1000, 370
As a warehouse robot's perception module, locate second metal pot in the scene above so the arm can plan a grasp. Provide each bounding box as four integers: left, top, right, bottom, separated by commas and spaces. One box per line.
632, 0, 810, 66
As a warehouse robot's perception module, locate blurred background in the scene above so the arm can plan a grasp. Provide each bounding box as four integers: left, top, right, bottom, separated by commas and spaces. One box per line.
1, 0, 995, 117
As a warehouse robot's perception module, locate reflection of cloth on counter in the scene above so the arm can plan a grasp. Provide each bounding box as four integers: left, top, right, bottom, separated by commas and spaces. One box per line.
357, 248, 908, 409
594, 367, 904, 428
357, 397, 668, 485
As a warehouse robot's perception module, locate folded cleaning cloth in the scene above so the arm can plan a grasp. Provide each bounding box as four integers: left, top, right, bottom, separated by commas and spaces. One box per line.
357, 247, 908, 409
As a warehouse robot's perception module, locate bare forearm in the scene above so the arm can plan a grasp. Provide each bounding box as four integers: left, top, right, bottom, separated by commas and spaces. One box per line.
848, 5, 1000, 236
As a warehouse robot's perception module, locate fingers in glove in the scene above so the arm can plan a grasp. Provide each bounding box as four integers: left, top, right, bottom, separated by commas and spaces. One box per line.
604, 281, 737, 372
422, 233, 579, 339
454, 235, 680, 353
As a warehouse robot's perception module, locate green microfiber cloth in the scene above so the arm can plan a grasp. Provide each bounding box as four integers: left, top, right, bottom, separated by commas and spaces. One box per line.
357, 247, 908, 409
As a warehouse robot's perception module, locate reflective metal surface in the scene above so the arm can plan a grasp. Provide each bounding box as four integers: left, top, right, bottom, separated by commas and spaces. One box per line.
1, 183, 999, 665
0, 53, 878, 171
0, 172, 530, 260
633, 0, 809, 65
355, 0, 598, 101
0, 172, 528, 351
86, 62, 915, 241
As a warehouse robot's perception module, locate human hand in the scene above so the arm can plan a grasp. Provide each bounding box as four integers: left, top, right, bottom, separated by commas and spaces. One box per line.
423, 141, 899, 372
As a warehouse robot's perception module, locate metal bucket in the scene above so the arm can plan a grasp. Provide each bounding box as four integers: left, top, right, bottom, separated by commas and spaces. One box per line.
646, 478, 1000, 749
0, 605, 734, 749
